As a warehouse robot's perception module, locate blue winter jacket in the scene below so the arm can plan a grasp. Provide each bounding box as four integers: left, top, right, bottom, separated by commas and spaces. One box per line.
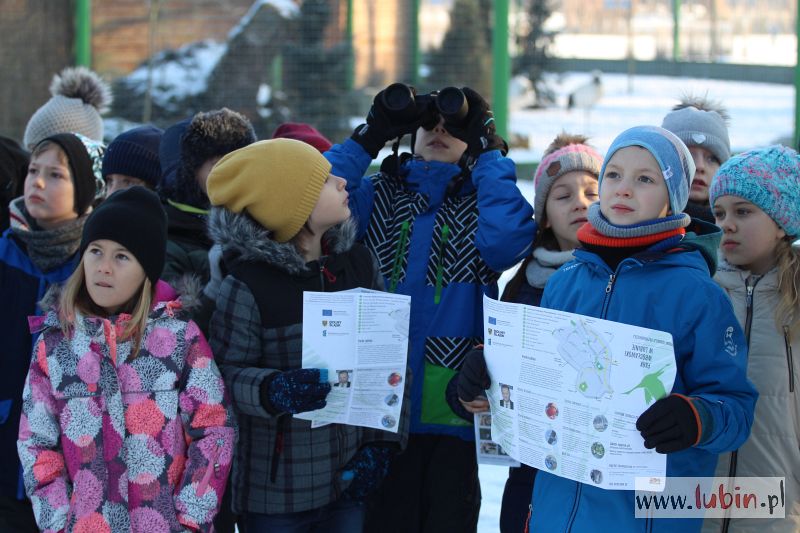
529, 229, 758, 533
326, 139, 536, 439
0, 231, 78, 499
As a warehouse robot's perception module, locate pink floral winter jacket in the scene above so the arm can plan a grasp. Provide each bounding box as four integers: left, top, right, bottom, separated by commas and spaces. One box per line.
17, 299, 236, 533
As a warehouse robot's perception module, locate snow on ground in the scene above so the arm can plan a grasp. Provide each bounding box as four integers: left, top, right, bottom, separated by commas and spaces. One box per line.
480, 72, 793, 530
506, 71, 794, 166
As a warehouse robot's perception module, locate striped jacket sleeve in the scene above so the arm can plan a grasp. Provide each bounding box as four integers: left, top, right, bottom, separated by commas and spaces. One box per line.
209, 275, 277, 419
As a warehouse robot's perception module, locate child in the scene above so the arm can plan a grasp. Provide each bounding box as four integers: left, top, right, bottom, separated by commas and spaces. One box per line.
0, 135, 29, 232
17, 186, 236, 533
0, 132, 104, 531
23, 66, 112, 150
454, 133, 603, 532
206, 138, 409, 531
525, 126, 757, 532
157, 108, 256, 287
102, 124, 164, 197
704, 145, 800, 532
325, 83, 536, 532
661, 96, 731, 224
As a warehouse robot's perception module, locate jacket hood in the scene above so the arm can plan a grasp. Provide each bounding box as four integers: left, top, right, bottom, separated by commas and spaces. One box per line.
675, 217, 722, 276
207, 207, 357, 275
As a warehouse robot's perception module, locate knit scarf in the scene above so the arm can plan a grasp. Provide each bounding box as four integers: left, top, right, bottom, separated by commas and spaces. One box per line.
578, 203, 690, 270
8, 197, 86, 272
525, 247, 575, 289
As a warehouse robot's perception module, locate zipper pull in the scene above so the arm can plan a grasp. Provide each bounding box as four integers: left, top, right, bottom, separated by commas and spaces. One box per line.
605, 274, 616, 294
745, 278, 755, 308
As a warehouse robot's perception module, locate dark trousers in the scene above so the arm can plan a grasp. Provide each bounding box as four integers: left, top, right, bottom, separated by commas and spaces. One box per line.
0, 496, 38, 533
500, 464, 537, 533
364, 433, 481, 533
244, 499, 364, 533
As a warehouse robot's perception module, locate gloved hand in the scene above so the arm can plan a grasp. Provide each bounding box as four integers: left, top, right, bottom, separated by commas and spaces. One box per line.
441, 87, 507, 157
636, 394, 700, 453
260, 368, 331, 415
351, 84, 425, 158
340, 444, 394, 501
457, 348, 491, 402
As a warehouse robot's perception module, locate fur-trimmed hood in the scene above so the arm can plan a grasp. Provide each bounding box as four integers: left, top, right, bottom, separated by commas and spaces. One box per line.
207, 207, 357, 275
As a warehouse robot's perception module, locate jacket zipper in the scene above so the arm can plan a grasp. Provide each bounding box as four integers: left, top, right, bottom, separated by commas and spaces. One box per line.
564, 269, 618, 531
388, 220, 411, 293
196, 438, 224, 497
722, 276, 760, 533
785, 326, 795, 393
434, 223, 450, 304
600, 273, 617, 318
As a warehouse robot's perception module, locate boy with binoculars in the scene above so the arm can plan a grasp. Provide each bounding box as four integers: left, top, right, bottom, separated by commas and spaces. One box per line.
325, 83, 536, 532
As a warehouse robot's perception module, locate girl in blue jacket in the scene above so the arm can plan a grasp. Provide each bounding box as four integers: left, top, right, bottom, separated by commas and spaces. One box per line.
326, 84, 536, 532
0, 132, 104, 531
527, 126, 757, 533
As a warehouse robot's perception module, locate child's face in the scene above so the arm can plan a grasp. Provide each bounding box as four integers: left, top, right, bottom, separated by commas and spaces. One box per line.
105, 174, 149, 198
600, 147, 670, 225
308, 173, 351, 233
687, 146, 721, 204
83, 239, 147, 315
713, 195, 785, 274
413, 118, 468, 164
544, 171, 598, 251
24, 146, 77, 229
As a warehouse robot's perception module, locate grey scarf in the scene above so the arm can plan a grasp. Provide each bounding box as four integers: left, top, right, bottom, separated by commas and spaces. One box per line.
9, 198, 86, 272
525, 247, 575, 289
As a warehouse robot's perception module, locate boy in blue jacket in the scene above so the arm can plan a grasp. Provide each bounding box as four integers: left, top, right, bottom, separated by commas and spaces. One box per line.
325, 84, 536, 532
525, 126, 756, 532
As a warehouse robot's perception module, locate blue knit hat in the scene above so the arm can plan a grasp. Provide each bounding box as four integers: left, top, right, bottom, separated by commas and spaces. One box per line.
710, 145, 800, 237
599, 125, 695, 215
102, 125, 164, 188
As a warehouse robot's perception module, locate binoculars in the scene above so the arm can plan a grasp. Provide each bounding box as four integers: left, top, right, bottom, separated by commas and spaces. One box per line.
380, 83, 469, 129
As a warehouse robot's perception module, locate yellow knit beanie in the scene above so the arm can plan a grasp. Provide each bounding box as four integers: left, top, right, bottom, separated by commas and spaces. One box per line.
207, 138, 332, 242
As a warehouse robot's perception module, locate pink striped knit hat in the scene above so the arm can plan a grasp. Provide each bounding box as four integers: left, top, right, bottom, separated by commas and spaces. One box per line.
533, 143, 603, 223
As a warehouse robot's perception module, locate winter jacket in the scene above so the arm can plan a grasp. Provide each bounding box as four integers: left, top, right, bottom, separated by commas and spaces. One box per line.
0, 229, 79, 500
207, 210, 409, 515
17, 290, 236, 533
528, 224, 757, 533
326, 139, 536, 440
702, 262, 800, 533
162, 201, 212, 286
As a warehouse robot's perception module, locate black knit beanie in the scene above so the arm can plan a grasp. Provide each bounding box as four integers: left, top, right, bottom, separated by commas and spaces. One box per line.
80, 186, 167, 284
39, 133, 98, 216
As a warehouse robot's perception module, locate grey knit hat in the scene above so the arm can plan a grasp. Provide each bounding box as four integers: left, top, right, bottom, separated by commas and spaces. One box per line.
23, 67, 112, 150
661, 106, 730, 164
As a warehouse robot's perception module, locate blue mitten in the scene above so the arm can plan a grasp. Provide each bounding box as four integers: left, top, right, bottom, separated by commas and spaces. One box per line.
340, 445, 394, 501
260, 368, 331, 415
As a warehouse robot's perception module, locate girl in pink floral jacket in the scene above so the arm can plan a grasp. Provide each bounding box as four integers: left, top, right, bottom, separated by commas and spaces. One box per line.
17, 187, 236, 533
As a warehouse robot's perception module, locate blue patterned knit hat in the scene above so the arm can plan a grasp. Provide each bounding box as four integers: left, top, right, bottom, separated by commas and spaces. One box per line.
710, 144, 800, 237
599, 125, 696, 215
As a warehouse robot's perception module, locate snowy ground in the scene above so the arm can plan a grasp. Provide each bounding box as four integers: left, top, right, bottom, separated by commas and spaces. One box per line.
506, 71, 794, 165
479, 73, 793, 531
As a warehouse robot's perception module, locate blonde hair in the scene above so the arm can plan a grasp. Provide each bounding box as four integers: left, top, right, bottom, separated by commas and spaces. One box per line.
59, 254, 154, 358
775, 238, 800, 334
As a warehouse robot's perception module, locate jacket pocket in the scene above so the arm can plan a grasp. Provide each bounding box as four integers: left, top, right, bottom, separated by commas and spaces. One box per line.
0, 399, 12, 424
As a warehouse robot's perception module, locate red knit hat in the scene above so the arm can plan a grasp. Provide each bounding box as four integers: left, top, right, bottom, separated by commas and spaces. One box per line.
271, 122, 332, 153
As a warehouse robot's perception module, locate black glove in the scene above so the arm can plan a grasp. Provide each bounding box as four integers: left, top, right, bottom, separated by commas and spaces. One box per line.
260, 368, 331, 415
351, 85, 424, 158
457, 348, 491, 402
340, 444, 394, 501
636, 394, 699, 453
441, 87, 507, 157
